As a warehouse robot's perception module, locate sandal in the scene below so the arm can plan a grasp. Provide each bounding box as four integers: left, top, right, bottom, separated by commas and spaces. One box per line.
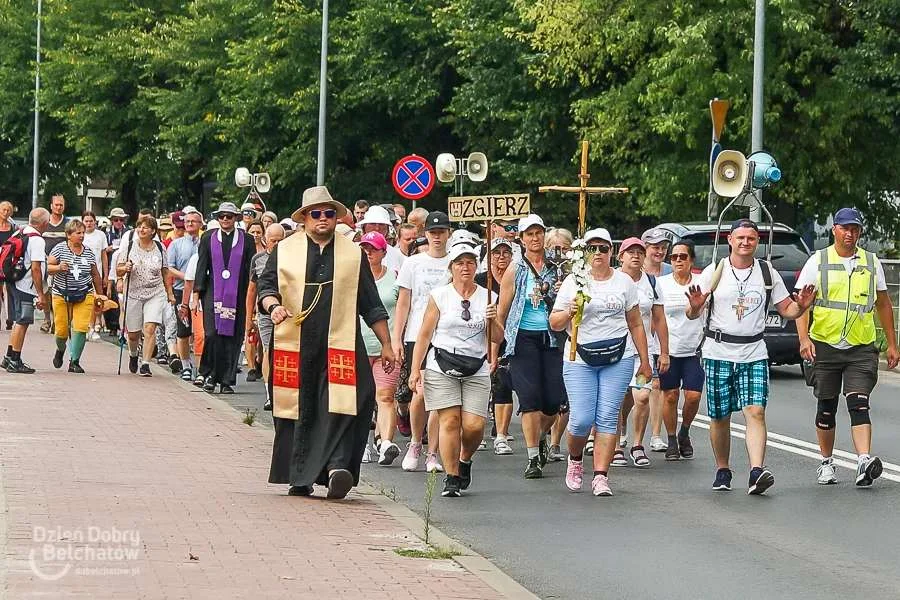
630, 445, 651, 468
585, 437, 595, 456
611, 449, 628, 467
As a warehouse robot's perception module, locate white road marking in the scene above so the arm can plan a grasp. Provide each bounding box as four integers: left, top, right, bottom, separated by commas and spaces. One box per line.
687, 412, 900, 483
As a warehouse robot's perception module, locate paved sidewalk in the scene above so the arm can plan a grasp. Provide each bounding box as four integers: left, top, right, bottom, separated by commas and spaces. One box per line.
0, 330, 518, 599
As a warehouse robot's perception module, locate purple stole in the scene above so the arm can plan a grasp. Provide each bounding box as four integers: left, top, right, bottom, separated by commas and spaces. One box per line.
210, 229, 245, 336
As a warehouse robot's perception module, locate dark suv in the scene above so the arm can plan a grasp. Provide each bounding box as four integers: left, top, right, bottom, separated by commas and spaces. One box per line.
650, 221, 812, 366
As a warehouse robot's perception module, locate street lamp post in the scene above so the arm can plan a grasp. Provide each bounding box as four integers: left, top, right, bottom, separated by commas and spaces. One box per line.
32, 0, 42, 209
315, 0, 329, 186
750, 0, 766, 222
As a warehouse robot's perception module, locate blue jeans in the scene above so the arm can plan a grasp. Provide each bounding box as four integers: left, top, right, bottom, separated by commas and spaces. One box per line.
564, 356, 635, 436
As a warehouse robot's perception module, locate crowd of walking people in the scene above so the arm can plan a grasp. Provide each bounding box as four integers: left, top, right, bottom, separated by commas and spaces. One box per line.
1, 192, 896, 501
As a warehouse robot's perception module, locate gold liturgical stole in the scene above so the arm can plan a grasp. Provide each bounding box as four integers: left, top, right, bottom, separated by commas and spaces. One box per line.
272, 232, 360, 420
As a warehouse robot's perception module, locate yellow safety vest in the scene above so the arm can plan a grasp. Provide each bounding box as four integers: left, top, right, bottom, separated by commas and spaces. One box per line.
809, 246, 877, 346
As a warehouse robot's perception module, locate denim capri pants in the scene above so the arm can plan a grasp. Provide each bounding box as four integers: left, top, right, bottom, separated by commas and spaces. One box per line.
564, 355, 635, 436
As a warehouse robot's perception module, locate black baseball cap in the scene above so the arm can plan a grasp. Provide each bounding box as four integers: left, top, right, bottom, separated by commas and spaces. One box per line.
424, 211, 451, 231
730, 218, 759, 232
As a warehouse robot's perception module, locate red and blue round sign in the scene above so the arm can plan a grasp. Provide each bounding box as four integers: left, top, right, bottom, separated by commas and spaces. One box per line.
392, 155, 435, 201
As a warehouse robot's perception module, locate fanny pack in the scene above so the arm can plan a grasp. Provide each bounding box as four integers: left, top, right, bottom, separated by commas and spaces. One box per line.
576, 336, 627, 367
61, 289, 87, 304
433, 347, 486, 377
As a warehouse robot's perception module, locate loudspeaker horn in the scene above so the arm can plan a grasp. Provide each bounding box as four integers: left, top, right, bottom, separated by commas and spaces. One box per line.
747, 151, 781, 189
712, 150, 747, 198
253, 172, 271, 194
467, 152, 488, 182
435, 153, 458, 183
234, 167, 252, 188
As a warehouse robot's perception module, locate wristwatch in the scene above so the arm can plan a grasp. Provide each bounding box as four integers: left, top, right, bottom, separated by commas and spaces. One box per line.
267, 303, 282, 316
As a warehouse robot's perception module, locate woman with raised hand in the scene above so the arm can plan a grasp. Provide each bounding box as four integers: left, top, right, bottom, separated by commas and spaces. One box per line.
409, 244, 504, 498
550, 228, 651, 497
46, 219, 106, 373
116, 215, 176, 377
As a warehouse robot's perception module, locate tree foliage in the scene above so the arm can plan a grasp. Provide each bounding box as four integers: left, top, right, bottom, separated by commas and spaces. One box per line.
0, 0, 896, 240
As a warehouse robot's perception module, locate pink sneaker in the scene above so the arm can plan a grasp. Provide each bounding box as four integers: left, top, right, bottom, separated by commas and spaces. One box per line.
565, 457, 584, 492
425, 453, 444, 473
591, 473, 613, 496
402, 442, 422, 472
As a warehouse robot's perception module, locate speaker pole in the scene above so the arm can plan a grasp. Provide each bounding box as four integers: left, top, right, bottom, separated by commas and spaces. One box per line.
749, 0, 766, 223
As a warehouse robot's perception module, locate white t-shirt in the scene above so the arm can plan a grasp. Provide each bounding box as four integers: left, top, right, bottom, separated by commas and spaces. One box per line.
83, 229, 107, 271
555, 270, 639, 364
108, 249, 120, 282
657, 272, 704, 357
396, 252, 450, 342
425, 284, 490, 377
795, 248, 887, 349
14, 226, 47, 295
184, 253, 199, 282
622, 271, 663, 356
697, 259, 789, 363
384, 244, 406, 274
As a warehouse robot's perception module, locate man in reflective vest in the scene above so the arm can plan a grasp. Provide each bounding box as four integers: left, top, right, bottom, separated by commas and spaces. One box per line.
796, 208, 899, 487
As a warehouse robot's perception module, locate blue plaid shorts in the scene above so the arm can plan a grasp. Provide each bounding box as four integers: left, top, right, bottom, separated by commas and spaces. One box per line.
703, 358, 769, 420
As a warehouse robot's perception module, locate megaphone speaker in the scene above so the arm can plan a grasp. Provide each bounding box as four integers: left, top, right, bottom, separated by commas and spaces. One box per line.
467, 152, 488, 182
253, 172, 271, 194
747, 151, 781, 189
435, 153, 458, 183
712, 150, 747, 198
234, 167, 252, 188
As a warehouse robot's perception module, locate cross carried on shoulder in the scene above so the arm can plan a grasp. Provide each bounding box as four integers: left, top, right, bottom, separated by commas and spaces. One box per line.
538, 140, 629, 238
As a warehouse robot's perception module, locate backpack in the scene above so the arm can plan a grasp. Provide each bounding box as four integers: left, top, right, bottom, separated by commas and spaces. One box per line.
0, 229, 40, 283
646, 273, 659, 301
700, 259, 774, 349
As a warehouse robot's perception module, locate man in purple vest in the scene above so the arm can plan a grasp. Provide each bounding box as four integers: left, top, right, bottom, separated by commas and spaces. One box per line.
192, 202, 256, 394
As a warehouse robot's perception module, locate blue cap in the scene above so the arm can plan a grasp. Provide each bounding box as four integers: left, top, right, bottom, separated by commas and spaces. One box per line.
833, 208, 863, 228
730, 218, 759, 232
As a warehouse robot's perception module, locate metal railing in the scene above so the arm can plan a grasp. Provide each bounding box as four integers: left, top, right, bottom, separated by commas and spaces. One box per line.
877, 258, 900, 352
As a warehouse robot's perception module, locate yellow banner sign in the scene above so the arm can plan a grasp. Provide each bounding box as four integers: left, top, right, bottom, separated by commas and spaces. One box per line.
448, 194, 531, 222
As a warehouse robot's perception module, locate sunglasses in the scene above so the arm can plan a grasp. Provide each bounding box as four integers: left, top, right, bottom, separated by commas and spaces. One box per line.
111, 218, 124, 223
242, 210, 256, 217
217, 213, 235, 220
461, 299, 471, 322
586, 244, 611, 254
310, 209, 337, 220
669, 253, 691, 261
502, 225, 518, 233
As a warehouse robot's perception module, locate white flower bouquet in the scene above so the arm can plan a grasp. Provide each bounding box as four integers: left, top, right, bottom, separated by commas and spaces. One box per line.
565, 239, 593, 361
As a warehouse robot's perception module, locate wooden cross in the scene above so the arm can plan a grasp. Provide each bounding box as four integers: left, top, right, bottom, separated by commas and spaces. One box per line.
538, 140, 629, 238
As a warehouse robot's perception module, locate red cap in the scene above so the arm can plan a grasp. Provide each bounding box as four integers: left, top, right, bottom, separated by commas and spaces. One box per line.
619, 237, 646, 253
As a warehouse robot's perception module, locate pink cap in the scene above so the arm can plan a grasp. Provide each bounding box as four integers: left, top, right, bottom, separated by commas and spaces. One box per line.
359, 231, 387, 251
619, 237, 646, 253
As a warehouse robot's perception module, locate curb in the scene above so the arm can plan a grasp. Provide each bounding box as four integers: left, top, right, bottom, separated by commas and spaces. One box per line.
105, 338, 539, 599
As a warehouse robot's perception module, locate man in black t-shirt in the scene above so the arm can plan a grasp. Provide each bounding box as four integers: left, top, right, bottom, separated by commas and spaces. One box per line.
39, 195, 68, 333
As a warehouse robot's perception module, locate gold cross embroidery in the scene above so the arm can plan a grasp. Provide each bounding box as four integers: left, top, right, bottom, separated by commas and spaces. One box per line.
329, 352, 355, 381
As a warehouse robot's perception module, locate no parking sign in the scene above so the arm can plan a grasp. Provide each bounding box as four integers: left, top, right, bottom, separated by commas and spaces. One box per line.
392, 155, 435, 201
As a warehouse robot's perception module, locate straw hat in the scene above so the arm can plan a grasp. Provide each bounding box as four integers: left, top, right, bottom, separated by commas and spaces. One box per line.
290, 186, 349, 222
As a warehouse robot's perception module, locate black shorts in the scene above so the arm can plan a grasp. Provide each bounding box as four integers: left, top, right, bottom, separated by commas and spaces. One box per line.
491, 360, 513, 405
509, 330, 566, 416
658, 355, 704, 392
173, 289, 192, 339
812, 341, 878, 399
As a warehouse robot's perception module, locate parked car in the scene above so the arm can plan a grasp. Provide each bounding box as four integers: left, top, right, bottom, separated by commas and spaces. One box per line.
650, 221, 812, 366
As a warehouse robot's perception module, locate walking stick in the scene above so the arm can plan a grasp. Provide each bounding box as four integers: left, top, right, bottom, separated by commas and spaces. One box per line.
117, 236, 135, 375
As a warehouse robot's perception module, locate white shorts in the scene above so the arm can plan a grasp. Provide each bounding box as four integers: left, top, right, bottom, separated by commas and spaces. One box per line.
423, 369, 491, 418
124, 292, 167, 332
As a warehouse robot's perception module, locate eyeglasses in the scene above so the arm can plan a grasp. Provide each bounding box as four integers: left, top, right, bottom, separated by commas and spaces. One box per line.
310, 209, 337, 220
492, 249, 513, 258
669, 253, 691, 262
502, 225, 518, 233
586, 244, 611, 254
217, 214, 235, 220
111, 218, 124, 223
461, 299, 471, 322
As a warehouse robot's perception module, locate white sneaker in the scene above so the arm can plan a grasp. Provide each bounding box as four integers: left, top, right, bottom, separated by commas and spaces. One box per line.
649, 436, 667, 452
87, 330, 101, 342
402, 442, 422, 471
362, 444, 374, 464
425, 453, 444, 473
477, 440, 488, 451
817, 460, 837, 485
494, 436, 513, 455
378, 441, 400, 466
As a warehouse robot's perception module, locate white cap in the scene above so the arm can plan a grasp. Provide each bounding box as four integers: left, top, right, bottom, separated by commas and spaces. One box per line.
357, 205, 392, 227
450, 229, 481, 247
518, 214, 545, 234
279, 218, 297, 230
207, 219, 220, 230
448, 242, 479, 263
490, 238, 513, 251
583, 227, 612, 244
182, 205, 201, 215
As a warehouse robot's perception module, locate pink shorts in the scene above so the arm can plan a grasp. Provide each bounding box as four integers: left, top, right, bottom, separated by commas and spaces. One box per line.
369, 356, 400, 390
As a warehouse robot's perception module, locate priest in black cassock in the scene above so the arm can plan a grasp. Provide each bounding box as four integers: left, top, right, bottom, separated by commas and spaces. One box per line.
258, 186, 395, 500
193, 202, 256, 394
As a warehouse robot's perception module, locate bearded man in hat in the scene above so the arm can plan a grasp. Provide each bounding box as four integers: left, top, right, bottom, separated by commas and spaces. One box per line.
258, 186, 395, 499
193, 201, 256, 393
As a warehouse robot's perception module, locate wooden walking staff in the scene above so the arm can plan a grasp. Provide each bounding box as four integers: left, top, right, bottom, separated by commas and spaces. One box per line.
539, 140, 630, 358
485, 219, 493, 351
